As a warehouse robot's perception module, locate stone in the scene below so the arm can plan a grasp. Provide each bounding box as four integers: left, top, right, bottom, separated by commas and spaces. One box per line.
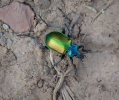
0, 36, 6, 46
4, 33, 11, 39
37, 79, 44, 88
0, 1, 34, 33
2, 24, 9, 30
7, 38, 13, 47
0, 32, 4, 36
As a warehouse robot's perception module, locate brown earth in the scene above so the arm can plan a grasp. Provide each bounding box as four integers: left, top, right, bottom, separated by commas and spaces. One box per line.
0, 0, 119, 100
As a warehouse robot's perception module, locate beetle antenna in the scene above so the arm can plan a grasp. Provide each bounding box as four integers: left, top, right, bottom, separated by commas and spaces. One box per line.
36, 12, 64, 29
79, 58, 88, 76
64, 14, 71, 37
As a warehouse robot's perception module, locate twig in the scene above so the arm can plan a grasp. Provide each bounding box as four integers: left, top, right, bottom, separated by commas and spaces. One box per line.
91, 0, 114, 25
81, 0, 114, 41
49, 50, 61, 75
83, 5, 97, 13
49, 50, 73, 100
53, 74, 65, 100
62, 88, 67, 100
49, 50, 65, 100
62, 87, 72, 100
61, 85, 76, 100
65, 86, 75, 100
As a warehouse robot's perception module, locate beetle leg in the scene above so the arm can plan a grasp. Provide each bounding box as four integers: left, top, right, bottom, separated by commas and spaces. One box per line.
62, 28, 65, 34
17, 34, 48, 50
78, 45, 91, 53
29, 36, 48, 50
82, 48, 91, 53
64, 14, 71, 37
36, 12, 64, 29
70, 57, 78, 76
79, 58, 88, 76
47, 55, 65, 75
78, 45, 84, 49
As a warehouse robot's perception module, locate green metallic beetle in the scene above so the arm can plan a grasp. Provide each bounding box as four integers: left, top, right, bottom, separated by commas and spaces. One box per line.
17, 13, 90, 75
46, 31, 71, 54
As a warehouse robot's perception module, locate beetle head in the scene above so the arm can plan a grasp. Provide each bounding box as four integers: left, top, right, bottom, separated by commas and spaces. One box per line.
68, 44, 89, 76
68, 44, 85, 59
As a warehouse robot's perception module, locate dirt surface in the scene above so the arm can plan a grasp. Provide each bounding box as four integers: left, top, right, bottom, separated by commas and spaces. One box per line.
0, 0, 119, 100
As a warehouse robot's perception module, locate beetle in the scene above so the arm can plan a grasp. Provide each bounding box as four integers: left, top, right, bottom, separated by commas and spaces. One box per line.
17, 13, 90, 76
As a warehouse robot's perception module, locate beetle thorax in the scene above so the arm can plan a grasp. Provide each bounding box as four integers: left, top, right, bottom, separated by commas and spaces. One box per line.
68, 45, 81, 57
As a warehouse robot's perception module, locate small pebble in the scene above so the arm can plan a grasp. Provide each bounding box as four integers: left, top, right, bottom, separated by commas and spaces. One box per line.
3, 47, 7, 54
0, 32, 4, 36
37, 79, 44, 88
0, 36, 6, 45
18, 94, 23, 100
7, 38, 13, 47
3, 24, 9, 30
4, 33, 11, 38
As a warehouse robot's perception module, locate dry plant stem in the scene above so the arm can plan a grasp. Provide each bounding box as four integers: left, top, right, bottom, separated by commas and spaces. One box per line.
53, 75, 65, 100
91, 0, 114, 23
62, 89, 67, 100
64, 66, 73, 76
49, 50, 73, 100
83, 5, 97, 13
49, 50, 65, 100
62, 87, 72, 100
49, 50, 61, 75
65, 86, 75, 100
61, 85, 75, 100
81, 0, 114, 41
